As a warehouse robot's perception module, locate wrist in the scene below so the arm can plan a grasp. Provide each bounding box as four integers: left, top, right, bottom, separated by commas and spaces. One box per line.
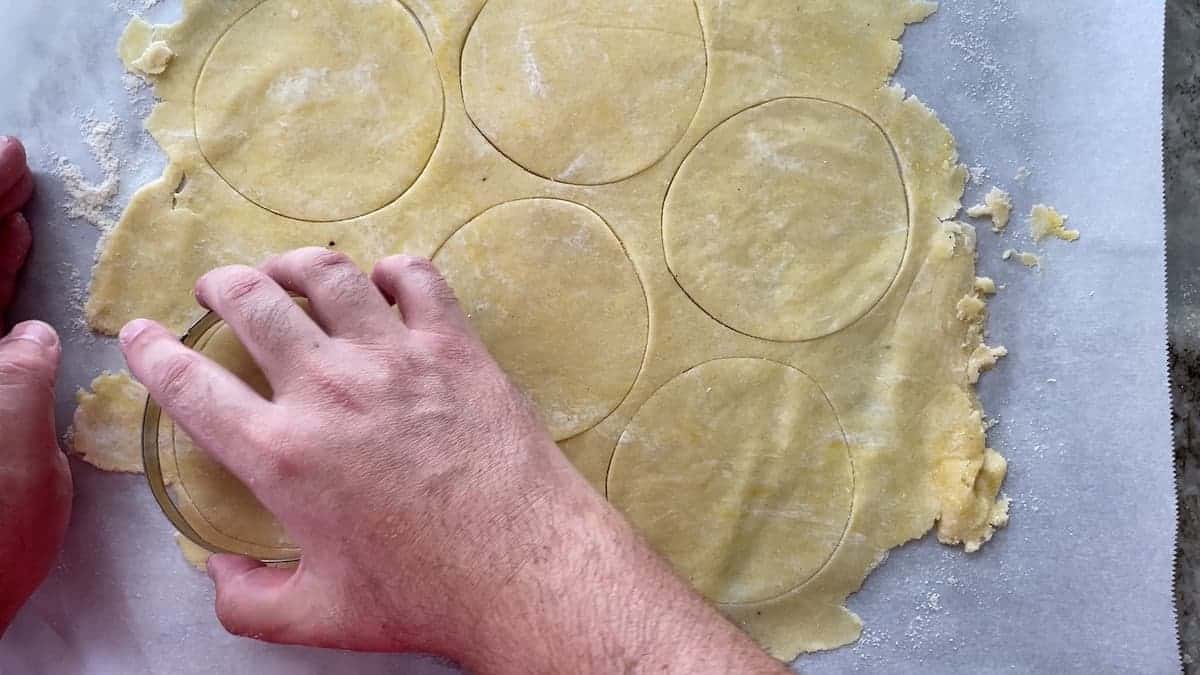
447, 452, 706, 673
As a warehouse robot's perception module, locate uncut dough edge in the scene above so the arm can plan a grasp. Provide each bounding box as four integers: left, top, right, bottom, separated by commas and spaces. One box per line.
83, 0, 1008, 661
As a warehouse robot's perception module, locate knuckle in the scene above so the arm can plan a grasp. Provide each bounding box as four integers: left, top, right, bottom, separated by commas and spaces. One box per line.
263, 450, 307, 484
410, 256, 452, 286
419, 331, 476, 364
401, 255, 437, 274
308, 249, 353, 274
409, 264, 459, 308
250, 418, 313, 483
153, 352, 201, 403
0, 352, 51, 384
216, 267, 269, 305
426, 278, 460, 308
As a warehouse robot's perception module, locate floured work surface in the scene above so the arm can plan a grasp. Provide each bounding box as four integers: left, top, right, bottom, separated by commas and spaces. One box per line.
0, 0, 1179, 672
77, 0, 1013, 659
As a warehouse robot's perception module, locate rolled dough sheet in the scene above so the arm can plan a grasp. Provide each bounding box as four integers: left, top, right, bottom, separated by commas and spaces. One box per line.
77, 0, 1009, 659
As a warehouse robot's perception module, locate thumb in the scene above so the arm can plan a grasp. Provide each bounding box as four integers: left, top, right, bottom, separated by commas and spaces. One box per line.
207, 554, 315, 644
0, 321, 60, 454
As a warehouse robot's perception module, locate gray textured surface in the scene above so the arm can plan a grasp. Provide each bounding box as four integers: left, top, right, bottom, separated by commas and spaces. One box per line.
1169, 0, 1200, 670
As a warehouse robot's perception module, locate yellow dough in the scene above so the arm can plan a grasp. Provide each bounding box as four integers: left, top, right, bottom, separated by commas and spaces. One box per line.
967, 186, 1013, 232
72, 372, 147, 474
175, 532, 212, 572
159, 321, 295, 559
194, 0, 443, 222
434, 199, 648, 440
461, 0, 706, 185
1029, 203, 1080, 242
608, 358, 853, 605
663, 98, 909, 342
82, 0, 1009, 659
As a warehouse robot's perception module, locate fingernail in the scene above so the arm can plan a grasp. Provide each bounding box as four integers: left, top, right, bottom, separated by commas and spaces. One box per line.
119, 318, 153, 347
8, 320, 57, 348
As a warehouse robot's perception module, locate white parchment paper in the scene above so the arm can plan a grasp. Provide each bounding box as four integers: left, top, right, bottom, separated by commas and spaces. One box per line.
0, 1, 1177, 673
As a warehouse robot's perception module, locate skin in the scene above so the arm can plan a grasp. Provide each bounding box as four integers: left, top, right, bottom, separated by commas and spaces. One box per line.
0, 137, 34, 325
116, 250, 787, 674
0, 136, 73, 633
0, 144, 787, 674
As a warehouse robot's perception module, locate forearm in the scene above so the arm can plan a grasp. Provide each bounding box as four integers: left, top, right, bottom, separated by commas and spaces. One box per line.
459, 444, 786, 674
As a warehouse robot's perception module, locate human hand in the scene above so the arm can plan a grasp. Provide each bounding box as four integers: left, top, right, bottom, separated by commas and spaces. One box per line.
0, 137, 34, 325
0, 321, 73, 635
119, 248, 784, 674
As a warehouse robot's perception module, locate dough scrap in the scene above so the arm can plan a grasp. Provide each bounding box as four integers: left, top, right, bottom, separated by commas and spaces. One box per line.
132, 41, 174, 76
1029, 203, 1080, 242
1003, 248, 1042, 268
968, 344, 1009, 385
956, 295, 987, 323
71, 372, 146, 474
966, 186, 1012, 232
90, 0, 1008, 659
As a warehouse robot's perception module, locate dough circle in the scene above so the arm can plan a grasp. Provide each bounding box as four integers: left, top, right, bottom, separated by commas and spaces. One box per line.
663, 98, 909, 342
461, 0, 707, 185
169, 322, 292, 555
434, 199, 648, 440
194, 0, 443, 222
607, 358, 853, 605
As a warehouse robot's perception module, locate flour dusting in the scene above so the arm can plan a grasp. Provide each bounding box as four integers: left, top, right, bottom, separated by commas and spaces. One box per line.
518, 26, 548, 97
48, 112, 123, 231
108, 0, 163, 15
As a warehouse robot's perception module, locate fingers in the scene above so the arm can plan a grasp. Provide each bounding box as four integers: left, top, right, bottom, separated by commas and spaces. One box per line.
0, 171, 32, 220
194, 265, 329, 387
208, 554, 315, 644
0, 213, 32, 318
119, 318, 275, 482
0, 137, 28, 197
371, 256, 470, 334
0, 321, 61, 460
260, 248, 397, 339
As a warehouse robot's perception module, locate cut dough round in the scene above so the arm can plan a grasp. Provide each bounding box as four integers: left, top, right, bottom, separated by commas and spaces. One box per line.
608, 358, 853, 605
194, 0, 442, 222
663, 98, 909, 342
434, 199, 648, 440
461, 0, 706, 185
167, 321, 293, 558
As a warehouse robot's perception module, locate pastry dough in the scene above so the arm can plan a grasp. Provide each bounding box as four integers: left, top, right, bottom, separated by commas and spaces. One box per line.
967, 186, 1013, 232
72, 372, 146, 474
662, 98, 908, 342
1029, 204, 1079, 242
608, 358, 854, 605
433, 198, 648, 440
461, 0, 706, 184
82, 0, 1009, 659
163, 321, 294, 558
193, 0, 443, 222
